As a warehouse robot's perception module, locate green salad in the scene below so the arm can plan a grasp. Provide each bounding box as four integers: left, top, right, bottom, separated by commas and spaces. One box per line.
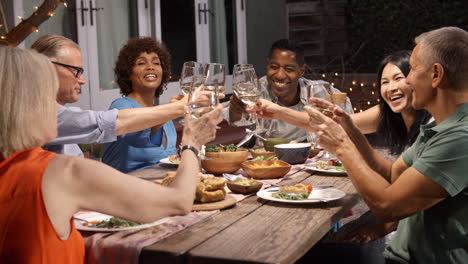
272, 191, 309, 200
205, 144, 238, 152
95, 217, 140, 228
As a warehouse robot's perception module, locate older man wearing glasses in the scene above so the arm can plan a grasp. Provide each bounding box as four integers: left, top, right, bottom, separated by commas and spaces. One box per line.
31, 34, 188, 157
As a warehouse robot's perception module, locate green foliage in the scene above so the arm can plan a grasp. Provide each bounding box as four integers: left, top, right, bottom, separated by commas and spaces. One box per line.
348, 0, 468, 72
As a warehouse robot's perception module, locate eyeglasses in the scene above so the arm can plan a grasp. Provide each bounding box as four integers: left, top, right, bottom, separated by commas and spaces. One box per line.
51, 61, 84, 78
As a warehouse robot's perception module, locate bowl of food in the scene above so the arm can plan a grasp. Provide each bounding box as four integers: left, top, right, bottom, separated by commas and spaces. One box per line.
249, 148, 276, 159
309, 146, 321, 158
201, 144, 249, 174
241, 160, 291, 179
263, 138, 290, 152
274, 143, 311, 165
226, 178, 263, 194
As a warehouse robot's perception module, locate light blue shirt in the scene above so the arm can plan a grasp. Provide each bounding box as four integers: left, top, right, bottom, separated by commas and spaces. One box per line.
43, 104, 118, 157
102, 97, 177, 173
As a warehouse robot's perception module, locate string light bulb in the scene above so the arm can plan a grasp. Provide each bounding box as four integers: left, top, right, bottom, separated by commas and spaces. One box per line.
349, 88, 353, 92
17, 16, 23, 20
34, 6, 39, 9
371, 91, 375, 95
334, 72, 339, 76
360, 83, 364, 87
63, 2, 68, 7
322, 74, 326, 78
0, 36, 6, 39
331, 82, 335, 86
352, 81, 356, 85
48, 12, 54, 17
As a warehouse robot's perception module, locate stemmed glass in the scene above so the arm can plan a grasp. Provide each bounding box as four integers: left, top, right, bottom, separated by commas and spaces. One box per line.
307, 84, 335, 160
204, 63, 226, 94
232, 68, 263, 133
186, 75, 218, 119
180, 61, 205, 95
230, 64, 255, 126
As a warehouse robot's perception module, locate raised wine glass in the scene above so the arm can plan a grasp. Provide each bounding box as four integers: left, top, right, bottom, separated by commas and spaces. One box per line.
230, 64, 255, 127
232, 68, 263, 133
204, 63, 226, 94
306, 84, 335, 160
180, 61, 205, 95
186, 75, 218, 119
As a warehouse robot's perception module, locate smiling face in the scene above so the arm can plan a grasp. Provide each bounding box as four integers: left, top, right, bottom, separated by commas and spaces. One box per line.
266, 49, 305, 101
380, 63, 414, 113
53, 46, 85, 105
406, 45, 434, 110
130, 51, 163, 93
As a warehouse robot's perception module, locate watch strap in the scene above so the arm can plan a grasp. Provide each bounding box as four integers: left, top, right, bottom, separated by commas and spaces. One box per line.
179, 145, 199, 157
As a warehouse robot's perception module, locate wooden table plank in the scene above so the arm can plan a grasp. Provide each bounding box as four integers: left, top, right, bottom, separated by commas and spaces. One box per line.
139, 171, 311, 264
187, 172, 358, 264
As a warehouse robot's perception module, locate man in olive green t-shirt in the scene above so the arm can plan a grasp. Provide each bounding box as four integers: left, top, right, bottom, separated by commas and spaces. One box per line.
303, 27, 468, 264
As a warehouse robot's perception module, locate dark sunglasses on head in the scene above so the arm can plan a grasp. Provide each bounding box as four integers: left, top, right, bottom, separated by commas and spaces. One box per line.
51, 61, 84, 78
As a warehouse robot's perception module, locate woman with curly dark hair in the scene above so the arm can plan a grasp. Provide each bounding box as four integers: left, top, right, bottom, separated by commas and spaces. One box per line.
102, 37, 181, 172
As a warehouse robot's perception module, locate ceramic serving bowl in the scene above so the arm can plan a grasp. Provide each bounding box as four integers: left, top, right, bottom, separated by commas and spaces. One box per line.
226, 179, 263, 194
201, 149, 249, 174
274, 143, 311, 165
241, 160, 291, 179
248, 149, 276, 159
263, 138, 290, 152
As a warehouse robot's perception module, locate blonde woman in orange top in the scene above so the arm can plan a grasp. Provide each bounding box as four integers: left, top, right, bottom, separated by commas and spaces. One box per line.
0, 46, 222, 263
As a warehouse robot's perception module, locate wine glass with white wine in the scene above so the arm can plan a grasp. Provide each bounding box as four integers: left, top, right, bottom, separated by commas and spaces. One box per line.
204, 63, 226, 94
230, 64, 255, 127
186, 75, 218, 119
232, 68, 263, 133
180, 61, 205, 95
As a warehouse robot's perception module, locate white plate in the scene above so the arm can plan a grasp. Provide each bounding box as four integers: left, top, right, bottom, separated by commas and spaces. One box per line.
159, 158, 178, 166
305, 164, 347, 174
256, 187, 346, 203
74, 211, 169, 232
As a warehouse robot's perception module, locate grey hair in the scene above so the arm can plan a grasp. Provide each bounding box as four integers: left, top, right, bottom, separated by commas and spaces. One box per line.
30, 34, 80, 59
414, 26, 468, 91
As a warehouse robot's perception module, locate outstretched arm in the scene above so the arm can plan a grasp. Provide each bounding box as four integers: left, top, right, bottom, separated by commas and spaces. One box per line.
304, 105, 449, 222
42, 105, 224, 238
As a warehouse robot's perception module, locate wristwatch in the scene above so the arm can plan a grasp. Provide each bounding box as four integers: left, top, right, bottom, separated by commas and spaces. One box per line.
179, 145, 199, 157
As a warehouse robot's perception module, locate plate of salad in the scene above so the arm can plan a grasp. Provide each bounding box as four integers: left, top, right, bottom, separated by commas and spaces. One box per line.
74, 211, 169, 232
305, 159, 347, 174
256, 185, 346, 204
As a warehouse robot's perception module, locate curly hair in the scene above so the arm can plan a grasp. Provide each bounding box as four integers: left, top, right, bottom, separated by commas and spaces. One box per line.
114, 37, 171, 97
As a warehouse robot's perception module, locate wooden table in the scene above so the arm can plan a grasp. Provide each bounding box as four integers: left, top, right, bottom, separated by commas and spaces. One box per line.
131, 166, 359, 264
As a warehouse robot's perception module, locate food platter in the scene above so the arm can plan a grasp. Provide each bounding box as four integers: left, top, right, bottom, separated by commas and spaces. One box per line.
305, 163, 347, 174
256, 187, 346, 203
74, 211, 169, 232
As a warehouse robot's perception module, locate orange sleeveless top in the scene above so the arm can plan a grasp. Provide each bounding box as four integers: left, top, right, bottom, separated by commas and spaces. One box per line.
0, 148, 85, 263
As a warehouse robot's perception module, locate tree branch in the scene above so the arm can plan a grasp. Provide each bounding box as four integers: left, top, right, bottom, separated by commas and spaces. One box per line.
0, 0, 63, 47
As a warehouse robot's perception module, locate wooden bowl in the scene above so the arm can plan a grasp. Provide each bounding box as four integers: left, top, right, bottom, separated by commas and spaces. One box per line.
309, 147, 321, 158
226, 179, 263, 194
249, 149, 276, 159
241, 160, 291, 179
201, 149, 249, 174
